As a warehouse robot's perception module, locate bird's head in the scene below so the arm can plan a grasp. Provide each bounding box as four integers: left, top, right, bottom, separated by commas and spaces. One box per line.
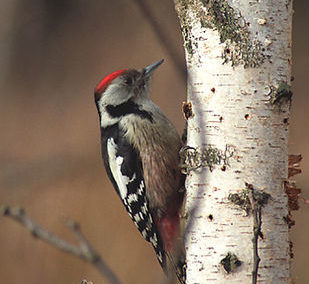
94, 59, 164, 107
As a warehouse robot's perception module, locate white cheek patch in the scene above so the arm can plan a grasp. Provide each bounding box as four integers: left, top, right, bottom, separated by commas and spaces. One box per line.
97, 82, 135, 128
98, 102, 120, 128
107, 138, 131, 200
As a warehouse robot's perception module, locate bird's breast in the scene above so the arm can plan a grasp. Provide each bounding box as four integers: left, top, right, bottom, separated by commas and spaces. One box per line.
119, 113, 183, 215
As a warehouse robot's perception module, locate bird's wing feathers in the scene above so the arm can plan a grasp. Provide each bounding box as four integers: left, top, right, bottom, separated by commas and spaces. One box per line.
101, 125, 166, 268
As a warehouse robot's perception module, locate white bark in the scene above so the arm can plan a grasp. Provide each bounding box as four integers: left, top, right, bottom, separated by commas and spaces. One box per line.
174, 0, 293, 283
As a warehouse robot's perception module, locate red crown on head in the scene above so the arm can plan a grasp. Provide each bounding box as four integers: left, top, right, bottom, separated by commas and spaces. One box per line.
95, 69, 126, 94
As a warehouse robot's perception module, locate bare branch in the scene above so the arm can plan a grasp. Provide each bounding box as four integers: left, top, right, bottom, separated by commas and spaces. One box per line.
1, 205, 122, 284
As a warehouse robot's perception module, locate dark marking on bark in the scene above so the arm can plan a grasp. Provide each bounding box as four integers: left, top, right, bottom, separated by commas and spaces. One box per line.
228, 190, 251, 215
228, 183, 270, 283
182, 120, 188, 145
228, 184, 270, 212
284, 181, 301, 211
283, 214, 295, 229
289, 241, 294, 259
268, 82, 293, 106
283, 154, 303, 232
182, 101, 194, 119
220, 252, 242, 273
288, 154, 302, 178
246, 183, 270, 284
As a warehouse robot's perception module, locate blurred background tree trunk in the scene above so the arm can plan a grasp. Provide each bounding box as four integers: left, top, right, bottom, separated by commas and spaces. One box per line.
174, 0, 293, 283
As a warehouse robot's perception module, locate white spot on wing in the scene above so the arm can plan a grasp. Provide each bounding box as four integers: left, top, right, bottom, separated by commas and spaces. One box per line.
129, 173, 136, 183
142, 229, 148, 238
141, 204, 147, 214
127, 193, 138, 204
150, 235, 158, 247
107, 138, 130, 200
137, 181, 144, 195
134, 214, 141, 223
139, 212, 144, 220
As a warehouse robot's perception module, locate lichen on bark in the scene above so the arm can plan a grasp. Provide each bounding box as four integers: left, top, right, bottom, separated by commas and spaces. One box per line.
201, 0, 265, 67
179, 144, 234, 173
268, 82, 293, 106
174, 0, 265, 67
220, 252, 242, 274
173, 0, 195, 58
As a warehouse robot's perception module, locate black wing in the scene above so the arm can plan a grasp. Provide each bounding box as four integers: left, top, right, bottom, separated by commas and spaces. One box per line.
100, 124, 166, 269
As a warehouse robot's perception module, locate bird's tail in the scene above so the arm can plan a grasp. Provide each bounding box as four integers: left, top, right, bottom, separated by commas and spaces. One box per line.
167, 248, 186, 284
155, 199, 186, 283
159, 213, 186, 284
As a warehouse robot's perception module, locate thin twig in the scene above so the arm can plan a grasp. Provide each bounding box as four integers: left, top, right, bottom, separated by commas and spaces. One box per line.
1, 205, 122, 284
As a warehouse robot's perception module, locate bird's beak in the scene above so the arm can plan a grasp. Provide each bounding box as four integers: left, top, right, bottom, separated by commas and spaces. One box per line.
143, 59, 164, 77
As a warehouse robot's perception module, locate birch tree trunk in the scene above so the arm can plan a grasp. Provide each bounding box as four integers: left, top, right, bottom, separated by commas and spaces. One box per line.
174, 0, 293, 283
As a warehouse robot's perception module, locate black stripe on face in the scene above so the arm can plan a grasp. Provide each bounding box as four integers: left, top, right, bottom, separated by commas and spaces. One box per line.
106, 100, 153, 122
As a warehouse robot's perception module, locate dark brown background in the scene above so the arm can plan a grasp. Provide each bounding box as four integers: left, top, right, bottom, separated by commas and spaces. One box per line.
0, 1, 308, 283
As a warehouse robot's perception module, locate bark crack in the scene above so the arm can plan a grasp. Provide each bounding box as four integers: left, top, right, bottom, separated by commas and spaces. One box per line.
228, 183, 270, 284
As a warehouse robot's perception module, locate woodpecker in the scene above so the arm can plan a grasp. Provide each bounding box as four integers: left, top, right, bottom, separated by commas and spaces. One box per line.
94, 59, 185, 282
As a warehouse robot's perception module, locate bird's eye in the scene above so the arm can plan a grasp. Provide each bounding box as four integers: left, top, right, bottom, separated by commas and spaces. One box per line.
125, 77, 133, 85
